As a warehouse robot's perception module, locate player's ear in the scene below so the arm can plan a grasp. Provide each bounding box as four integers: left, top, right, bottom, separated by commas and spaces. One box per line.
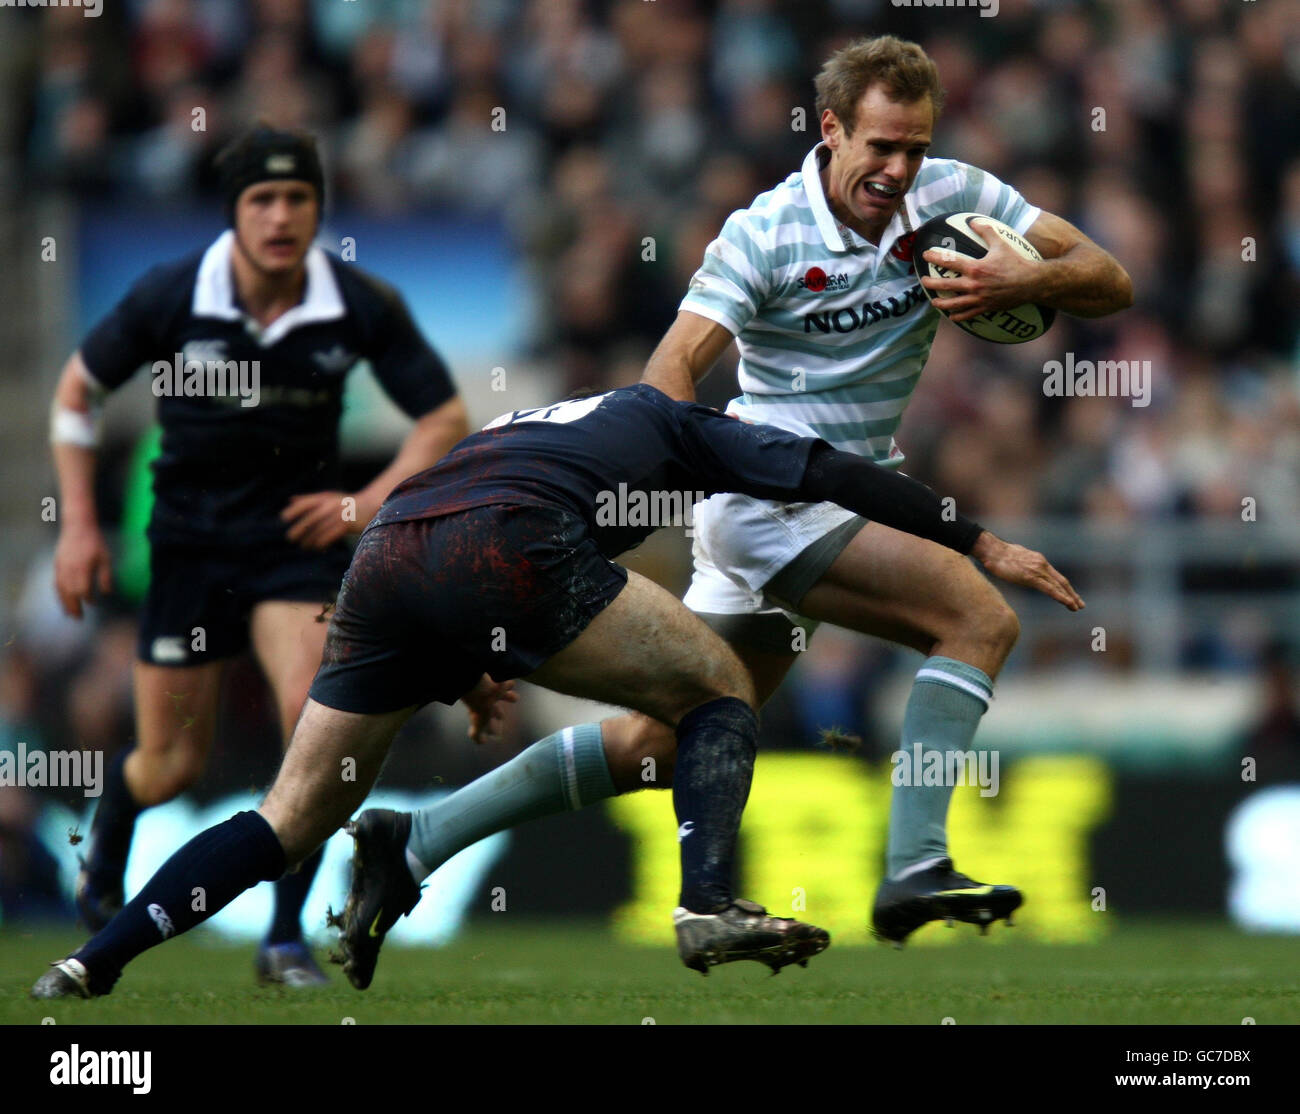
820, 109, 842, 149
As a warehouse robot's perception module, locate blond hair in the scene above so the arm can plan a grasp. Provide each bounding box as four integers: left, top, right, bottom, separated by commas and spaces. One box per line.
814, 35, 945, 135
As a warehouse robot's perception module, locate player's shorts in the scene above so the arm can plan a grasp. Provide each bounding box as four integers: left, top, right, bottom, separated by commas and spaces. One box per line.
308, 504, 629, 715
682, 492, 867, 654
138, 540, 351, 666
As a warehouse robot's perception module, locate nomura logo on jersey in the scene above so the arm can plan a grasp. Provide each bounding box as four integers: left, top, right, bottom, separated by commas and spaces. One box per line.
152, 342, 259, 407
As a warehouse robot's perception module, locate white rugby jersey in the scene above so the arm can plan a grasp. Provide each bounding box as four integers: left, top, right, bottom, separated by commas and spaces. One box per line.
681, 144, 1040, 466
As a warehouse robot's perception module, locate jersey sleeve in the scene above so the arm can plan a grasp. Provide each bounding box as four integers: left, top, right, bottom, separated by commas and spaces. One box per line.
678, 210, 773, 336
677, 403, 816, 502
78, 265, 177, 390
957, 163, 1041, 237
364, 286, 458, 418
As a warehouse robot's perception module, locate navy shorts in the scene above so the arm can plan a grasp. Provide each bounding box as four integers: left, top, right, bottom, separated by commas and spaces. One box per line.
137, 540, 350, 666
308, 504, 629, 714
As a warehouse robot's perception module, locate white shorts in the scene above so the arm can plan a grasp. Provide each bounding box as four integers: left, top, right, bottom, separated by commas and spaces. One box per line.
682, 491, 861, 619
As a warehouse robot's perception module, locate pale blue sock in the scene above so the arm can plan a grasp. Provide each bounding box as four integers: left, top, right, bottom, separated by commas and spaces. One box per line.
885, 657, 993, 878
406, 723, 613, 882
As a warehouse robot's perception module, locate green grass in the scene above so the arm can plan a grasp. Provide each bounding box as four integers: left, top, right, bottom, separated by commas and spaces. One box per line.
3, 921, 1297, 1025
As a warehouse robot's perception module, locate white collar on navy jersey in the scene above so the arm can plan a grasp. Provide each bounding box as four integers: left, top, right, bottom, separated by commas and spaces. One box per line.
192, 229, 345, 347
801, 143, 920, 257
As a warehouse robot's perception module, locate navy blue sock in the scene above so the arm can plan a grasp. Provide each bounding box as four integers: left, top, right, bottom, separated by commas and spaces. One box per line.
266, 845, 323, 945
673, 696, 758, 914
84, 748, 143, 890
76, 811, 285, 993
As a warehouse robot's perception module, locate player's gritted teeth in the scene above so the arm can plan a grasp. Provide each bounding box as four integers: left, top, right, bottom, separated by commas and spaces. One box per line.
862, 180, 901, 208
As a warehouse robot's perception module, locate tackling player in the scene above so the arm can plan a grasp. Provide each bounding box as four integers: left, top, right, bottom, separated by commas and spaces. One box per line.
347, 34, 1133, 951
31, 383, 1081, 999
50, 124, 468, 985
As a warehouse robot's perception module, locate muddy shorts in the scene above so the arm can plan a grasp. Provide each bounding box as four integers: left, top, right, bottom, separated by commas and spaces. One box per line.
308, 504, 628, 714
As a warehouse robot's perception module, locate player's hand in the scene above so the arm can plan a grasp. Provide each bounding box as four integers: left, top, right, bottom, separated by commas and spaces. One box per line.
463, 674, 519, 745
53, 522, 113, 619
971, 531, 1084, 611
281, 491, 376, 550
920, 219, 1039, 323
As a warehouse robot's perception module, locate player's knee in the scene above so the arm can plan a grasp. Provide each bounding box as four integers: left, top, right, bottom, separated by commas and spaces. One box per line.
603, 717, 676, 793
705, 654, 756, 709
131, 754, 204, 806
989, 600, 1021, 653
968, 598, 1020, 664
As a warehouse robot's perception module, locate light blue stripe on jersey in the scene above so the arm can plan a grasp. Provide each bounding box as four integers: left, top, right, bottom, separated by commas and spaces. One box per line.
682, 148, 1041, 463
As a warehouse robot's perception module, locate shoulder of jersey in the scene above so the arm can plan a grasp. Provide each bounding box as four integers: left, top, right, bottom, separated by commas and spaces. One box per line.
326, 253, 399, 302
325, 254, 408, 328
907, 157, 970, 224
725, 176, 809, 251
133, 251, 205, 302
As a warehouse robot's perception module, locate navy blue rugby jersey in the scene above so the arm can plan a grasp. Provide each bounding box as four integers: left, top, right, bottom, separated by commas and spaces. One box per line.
79, 231, 456, 545
372, 383, 819, 558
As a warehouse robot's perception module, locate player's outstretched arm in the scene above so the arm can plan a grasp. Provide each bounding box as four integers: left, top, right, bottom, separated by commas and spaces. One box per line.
795, 445, 1082, 610
641, 311, 736, 402
50, 352, 112, 618
969, 530, 1083, 612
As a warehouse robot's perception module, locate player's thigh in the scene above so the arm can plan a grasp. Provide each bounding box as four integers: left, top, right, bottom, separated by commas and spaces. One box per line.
250, 599, 331, 740
133, 661, 224, 757
525, 570, 755, 727
798, 520, 1014, 652
601, 627, 800, 790
260, 698, 416, 865
128, 661, 224, 802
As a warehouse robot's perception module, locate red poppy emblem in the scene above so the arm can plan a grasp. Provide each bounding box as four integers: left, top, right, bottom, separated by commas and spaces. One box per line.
890, 232, 917, 262
803, 267, 827, 292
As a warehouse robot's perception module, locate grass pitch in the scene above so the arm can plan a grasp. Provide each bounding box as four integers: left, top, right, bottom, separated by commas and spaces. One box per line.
2, 920, 1296, 1025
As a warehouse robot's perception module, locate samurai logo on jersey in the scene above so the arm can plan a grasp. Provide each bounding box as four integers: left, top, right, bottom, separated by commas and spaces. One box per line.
798, 267, 851, 293
803, 284, 927, 333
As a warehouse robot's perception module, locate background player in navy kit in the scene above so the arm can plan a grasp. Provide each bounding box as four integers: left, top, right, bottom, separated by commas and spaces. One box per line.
48, 125, 468, 985
31, 385, 1082, 998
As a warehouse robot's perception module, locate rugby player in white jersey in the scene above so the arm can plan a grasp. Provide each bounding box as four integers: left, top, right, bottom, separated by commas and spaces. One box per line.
337, 34, 1131, 971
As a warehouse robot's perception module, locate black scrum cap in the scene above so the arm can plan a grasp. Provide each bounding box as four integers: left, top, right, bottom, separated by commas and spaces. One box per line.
215, 124, 325, 225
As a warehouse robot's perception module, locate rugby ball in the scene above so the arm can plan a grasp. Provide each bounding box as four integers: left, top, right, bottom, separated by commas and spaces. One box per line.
912, 211, 1055, 344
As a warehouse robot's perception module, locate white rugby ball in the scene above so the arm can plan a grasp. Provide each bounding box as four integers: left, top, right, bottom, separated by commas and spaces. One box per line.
912, 211, 1056, 344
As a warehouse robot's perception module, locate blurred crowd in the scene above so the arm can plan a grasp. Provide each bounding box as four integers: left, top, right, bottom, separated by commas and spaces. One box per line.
3, 1, 1298, 918
10, 0, 1300, 525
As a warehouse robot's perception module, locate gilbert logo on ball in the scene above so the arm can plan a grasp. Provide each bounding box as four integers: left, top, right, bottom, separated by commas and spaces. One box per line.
912, 212, 1056, 344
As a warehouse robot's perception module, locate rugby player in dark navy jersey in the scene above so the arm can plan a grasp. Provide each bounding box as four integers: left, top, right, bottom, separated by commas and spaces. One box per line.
32, 384, 1081, 998
48, 125, 468, 986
